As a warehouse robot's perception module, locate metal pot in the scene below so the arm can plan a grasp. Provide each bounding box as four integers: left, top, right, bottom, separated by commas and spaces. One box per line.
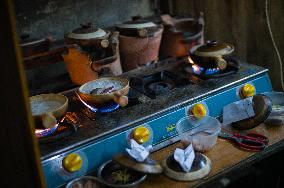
191, 40, 234, 70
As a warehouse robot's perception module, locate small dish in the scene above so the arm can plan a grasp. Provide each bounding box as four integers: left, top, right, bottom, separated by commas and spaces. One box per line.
66, 176, 103, 188
176, 116, 221, 152
97, 160, 147, 187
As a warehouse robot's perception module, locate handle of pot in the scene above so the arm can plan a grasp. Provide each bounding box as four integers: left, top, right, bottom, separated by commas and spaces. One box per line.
214, 56, 227, 70
41, 112, 57, 129
113, 91, 128, 107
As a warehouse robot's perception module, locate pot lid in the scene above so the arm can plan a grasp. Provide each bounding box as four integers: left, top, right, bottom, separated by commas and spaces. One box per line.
113, 154, 163, 174
68, 23, 107, 40
117, 20, 157, 29
193, 40, 234, 57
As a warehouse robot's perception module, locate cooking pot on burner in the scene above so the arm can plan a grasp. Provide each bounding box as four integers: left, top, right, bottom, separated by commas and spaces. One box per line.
191, 40, 234, 70
63, 23, 122, 85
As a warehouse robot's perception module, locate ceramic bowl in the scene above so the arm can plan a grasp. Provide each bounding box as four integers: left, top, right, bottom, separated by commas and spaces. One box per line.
78, 77, 129, 107
97, 160, 147, 187
30, 93, 68, 129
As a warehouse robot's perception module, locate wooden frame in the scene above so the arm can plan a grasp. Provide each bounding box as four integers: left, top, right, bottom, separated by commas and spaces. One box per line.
0, 1, 45, 187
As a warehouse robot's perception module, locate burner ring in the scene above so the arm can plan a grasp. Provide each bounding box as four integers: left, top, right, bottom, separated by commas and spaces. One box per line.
146, 81, 174, 94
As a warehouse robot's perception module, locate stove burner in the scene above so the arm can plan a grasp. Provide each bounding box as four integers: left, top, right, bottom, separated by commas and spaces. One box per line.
39, 121, 78, 144
35, 125, 58, 138
130, 70, 191, 99
186, 57, 240, 79
147, 81, 174, 94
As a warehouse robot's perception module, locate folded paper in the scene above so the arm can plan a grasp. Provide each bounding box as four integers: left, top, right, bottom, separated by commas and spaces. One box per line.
174, 144, 195, 172
223, 97, 255, 125
126, 139, 152, 162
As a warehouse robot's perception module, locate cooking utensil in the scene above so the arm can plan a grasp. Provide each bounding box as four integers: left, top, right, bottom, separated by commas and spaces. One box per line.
30, 94, 68, 129
232, 94, 272, 130
191, 40, 234, 70
97, 160, 147, 187
116, 17, 160, 38
218, 131, 268, 152
262, 92, 284, 126
66, 176, 103, 188
161, 152, 211, 181
160, 14, 204, 58
78, 77, 129, 107
176, 116, 221, 152
20, 34, 50, 57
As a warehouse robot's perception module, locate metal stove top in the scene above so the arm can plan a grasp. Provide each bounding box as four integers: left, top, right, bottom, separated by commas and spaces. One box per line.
40, 57, 267, 160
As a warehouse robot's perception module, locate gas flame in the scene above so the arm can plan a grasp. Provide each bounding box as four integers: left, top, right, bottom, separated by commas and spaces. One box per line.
75, 92, 97, 112
187, 56, 195, 64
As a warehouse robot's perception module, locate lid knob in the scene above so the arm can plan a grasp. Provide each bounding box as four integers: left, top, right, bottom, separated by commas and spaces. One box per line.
241, 83, 256, 98
191, 103, 207, 118
206, 40, 218, 46
62, 153, 83, 173
132, 126, 150, 144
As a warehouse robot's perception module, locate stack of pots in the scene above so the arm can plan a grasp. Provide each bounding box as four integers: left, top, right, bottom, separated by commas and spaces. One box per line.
116, 17, 164, 71
160, 14, 205, 58
63, 23, 122, 85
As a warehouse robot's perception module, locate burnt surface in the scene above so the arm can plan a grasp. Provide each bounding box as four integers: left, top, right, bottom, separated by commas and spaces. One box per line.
40, 59, 267, 159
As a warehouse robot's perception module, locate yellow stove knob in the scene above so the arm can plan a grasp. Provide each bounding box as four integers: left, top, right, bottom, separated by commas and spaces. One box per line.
62, 153, 83, 173
191, 103, 207, 118
241, 83, 255, 98
132, 126, 150, 144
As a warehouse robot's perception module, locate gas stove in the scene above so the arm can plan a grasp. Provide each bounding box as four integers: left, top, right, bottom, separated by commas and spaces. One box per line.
40, 57, 272, 188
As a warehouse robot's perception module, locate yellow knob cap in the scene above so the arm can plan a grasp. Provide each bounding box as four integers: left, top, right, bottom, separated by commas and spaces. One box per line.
191, 103, 207, 118
62, 153, 83, 173
241, 83, 255, 98
132, 126, 150, 144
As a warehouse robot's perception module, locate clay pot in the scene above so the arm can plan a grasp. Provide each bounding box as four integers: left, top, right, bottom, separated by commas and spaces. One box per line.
63, 27, 122, 85
119, 28, 163, 71
191, 40, 235, 70
160, 14, 204, 58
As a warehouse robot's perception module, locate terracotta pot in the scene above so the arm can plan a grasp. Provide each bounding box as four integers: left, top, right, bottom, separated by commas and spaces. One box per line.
119, 28, 163, 71
63, 31, 122, 85
160, 15, 204, 58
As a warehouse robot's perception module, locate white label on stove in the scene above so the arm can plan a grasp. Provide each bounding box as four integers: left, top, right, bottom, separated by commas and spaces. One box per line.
222, 97, 255, 125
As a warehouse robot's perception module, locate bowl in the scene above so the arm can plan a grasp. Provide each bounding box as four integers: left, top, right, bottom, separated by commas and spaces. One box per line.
30, 93, 68, 129
262, 92, 284, 126
78, 77, 129, 107
97, 160, 147, 187
66, 176, 103, 188
176, 116, 221, 152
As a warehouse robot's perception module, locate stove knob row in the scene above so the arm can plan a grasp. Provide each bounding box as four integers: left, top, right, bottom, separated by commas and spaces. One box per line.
132, 126, 151, 144
240, 83, 256, 98
62, 153, 83, 173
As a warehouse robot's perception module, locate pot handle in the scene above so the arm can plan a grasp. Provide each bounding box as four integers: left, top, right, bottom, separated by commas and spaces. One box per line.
41, 113, 57, 129
214, 56, 227, 70
113, 91, 128, 107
